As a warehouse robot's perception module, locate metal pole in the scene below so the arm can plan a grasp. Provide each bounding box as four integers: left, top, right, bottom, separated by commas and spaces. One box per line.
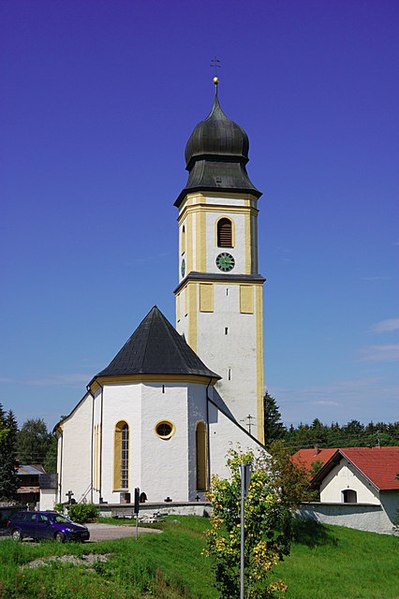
134, 487, 140, 540
240, 464, 245, 599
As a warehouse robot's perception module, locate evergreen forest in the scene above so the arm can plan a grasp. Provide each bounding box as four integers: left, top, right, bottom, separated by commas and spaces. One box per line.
264, 392, 399, 452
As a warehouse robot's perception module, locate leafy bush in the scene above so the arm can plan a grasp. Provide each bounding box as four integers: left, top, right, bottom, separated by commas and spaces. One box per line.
206, 449, 291, 599
66, 502, 99, 523
53, 502, 64, 514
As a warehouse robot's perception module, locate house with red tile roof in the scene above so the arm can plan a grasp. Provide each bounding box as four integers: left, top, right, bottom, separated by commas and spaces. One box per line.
293, 446, 399, 535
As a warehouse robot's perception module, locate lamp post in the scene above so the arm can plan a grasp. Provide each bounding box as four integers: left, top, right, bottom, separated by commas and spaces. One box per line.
240, 463, 252, 599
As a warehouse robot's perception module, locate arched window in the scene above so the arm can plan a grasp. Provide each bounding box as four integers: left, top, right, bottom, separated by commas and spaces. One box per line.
114, 421, 129, 490
217, 218, 233, 248
342, 489, 357, 503
196, 421, 207, 491
181, 225, 186, 255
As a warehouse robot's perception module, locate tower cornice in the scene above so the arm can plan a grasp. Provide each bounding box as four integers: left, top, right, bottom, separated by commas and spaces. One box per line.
174, 272, 266, 295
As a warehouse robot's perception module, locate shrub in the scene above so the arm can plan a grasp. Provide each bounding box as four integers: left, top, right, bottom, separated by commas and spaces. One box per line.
205, 448, 291, 599
66, 502, 99, 523
53, 502, 64, 514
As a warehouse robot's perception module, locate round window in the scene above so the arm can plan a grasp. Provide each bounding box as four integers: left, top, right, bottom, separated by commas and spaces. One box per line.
155, 421, 175, 439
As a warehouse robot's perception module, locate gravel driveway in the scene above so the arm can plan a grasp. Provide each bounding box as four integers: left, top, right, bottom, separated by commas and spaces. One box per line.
86, 523, 162, 542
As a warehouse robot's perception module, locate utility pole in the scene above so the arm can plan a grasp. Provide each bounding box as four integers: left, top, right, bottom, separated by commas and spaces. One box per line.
241, 414, 255, 436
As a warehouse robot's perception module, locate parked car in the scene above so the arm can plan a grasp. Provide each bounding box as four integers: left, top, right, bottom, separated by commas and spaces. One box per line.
0, 506, 25, 531
6, 511, 90, 542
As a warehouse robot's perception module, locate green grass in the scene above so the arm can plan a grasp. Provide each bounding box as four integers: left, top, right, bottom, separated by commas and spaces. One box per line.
0, 517, 399, 598
0, 516, 217, 599
274, 519, 399, 599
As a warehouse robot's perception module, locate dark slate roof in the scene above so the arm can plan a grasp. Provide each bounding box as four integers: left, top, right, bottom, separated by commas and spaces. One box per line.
96, 306, 220, 380
184, 93, 250, 169
175, 86, 261, 207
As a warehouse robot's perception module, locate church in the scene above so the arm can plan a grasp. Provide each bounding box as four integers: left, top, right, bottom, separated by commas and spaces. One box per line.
55, 78, 267, 505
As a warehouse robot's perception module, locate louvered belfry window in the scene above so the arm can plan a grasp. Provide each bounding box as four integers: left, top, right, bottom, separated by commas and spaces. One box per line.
217, 218, 233, 247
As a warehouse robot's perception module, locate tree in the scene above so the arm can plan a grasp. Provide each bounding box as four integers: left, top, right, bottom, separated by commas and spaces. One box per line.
264, 392, 286, 449
206, 448, 291, 598
269, 440, 318, 506
43, 435, 58, 473
17, 418, 52, 465
0, 405, 18, 501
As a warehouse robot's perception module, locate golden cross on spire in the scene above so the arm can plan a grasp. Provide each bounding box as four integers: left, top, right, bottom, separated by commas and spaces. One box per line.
210, 56, 221, 85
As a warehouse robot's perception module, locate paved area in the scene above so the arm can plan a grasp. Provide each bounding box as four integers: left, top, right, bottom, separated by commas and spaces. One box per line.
86, 523, 162, 542
0, 524, 162, 542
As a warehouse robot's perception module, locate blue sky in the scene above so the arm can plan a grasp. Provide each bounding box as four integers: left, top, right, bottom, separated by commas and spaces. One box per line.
1, 0, 398, 430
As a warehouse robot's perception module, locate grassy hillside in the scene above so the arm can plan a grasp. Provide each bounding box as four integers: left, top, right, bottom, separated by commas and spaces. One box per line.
276, 520, 399, 599
0, 516, 398, 598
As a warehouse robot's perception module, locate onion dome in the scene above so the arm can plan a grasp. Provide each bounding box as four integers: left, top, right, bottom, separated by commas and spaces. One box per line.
184, 92, 249, 169
175, 80, 261, 207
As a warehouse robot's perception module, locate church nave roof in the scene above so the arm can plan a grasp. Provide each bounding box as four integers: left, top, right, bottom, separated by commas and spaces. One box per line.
96, 306, 220, 380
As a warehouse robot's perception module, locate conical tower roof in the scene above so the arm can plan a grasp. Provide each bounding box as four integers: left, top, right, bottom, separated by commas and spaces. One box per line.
96, 306, 220, 380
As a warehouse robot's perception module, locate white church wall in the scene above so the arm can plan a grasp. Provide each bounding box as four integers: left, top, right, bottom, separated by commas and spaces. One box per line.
176, 287, 188, 339
187, 382, 208, 501
208, 400, 265, 481
197, 283, 257, 428
204, 195, 247, 208
60, 394, 92, 504
100, 383, 142, 504
320, 459, 380, 504
141, 383, 190, 502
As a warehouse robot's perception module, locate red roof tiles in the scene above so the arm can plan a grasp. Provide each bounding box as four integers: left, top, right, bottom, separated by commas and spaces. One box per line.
291, 448, 338, 477
292, 446, 399, 491
340, 447, 399, 491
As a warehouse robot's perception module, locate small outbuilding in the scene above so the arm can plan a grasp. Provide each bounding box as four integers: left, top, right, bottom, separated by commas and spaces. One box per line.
293, 446, 399, 535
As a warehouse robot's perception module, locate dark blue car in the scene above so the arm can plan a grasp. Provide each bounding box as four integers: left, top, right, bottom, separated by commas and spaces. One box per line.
6, 511, 90, 542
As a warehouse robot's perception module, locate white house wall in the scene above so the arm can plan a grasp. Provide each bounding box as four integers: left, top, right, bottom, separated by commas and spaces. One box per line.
380, 491, 399, 525
40, 489, 57, 511
320, 459, 380, 504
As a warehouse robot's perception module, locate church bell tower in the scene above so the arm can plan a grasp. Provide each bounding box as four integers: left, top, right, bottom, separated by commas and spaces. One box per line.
174, 78, 265, 443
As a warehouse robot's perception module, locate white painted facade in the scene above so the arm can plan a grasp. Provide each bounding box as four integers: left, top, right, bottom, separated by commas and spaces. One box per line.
320, 458, 380, 504
39, 489, 57, 511
58, 394, 92, 504
57, 378, 264, 506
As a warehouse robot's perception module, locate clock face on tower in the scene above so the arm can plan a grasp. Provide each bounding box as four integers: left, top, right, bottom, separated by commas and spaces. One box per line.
216, 252, 235, 272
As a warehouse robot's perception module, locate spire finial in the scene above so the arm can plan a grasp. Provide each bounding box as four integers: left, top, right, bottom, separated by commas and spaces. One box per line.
210, 57, 221, 90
